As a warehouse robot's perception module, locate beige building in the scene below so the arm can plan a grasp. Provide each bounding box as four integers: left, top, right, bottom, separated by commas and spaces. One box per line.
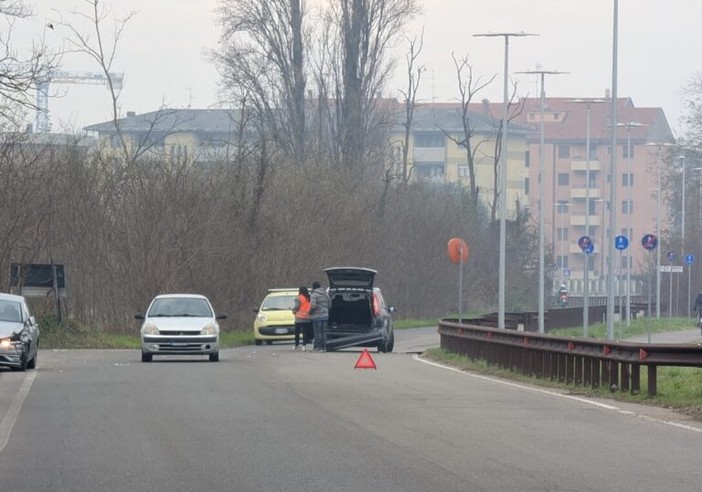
390, 103, 531, 218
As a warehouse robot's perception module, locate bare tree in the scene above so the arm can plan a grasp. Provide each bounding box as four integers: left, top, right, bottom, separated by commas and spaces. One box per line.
397, 29, 424, 183
329, 0, 419, 171
215, 0, 307, 165
0, 1, 58, 128
484, 82, 526, 223
440, 53, 496, 207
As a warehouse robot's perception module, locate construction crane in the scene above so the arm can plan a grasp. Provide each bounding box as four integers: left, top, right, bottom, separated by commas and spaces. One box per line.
35, 70, 124, 133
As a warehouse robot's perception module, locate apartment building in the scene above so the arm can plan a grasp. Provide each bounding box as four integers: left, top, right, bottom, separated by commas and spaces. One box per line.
511, 97, 675, 296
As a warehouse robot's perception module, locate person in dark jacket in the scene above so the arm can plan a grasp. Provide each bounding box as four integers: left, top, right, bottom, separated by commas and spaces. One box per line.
309, 281, 330, 351
693, 291, 702, 315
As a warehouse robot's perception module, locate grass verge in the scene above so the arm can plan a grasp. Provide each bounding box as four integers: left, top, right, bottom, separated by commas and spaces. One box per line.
423, 347, 702, 421
550, 316, 701, 340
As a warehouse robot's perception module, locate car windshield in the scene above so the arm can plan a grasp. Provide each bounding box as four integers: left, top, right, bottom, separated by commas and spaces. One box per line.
261, 295, 296, 311
0, 300, 22, 323
148, 297, 213, 317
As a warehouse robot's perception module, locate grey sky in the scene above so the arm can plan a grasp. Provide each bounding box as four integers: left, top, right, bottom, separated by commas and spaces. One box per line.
22, 1, 701, 136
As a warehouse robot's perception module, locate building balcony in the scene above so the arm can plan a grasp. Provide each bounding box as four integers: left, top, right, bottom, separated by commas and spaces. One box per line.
571, 157, 601, 172
570, 186, 601, 200
570, 213, 601, 227
413, 147, 445, 162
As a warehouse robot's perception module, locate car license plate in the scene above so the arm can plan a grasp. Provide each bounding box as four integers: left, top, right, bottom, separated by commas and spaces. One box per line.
274, 328, 289, 334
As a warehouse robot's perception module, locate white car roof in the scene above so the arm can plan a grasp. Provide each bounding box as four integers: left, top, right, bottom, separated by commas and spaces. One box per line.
0, 292, 26, 302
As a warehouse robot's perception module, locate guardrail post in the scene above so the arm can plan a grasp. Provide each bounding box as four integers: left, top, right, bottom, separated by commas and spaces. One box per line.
574, 356, 583, 385
631, 363, 640, 394
647, 365, 657, 396
609, 361, 619, 390
566, 354, 574, 384
592, 360, 600, 389
583, 357, 592, 386
621, 363, 630, 392
558, 353, 566, 381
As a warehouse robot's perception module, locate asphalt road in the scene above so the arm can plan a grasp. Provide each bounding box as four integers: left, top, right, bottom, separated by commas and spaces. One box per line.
1, 328, 702, 491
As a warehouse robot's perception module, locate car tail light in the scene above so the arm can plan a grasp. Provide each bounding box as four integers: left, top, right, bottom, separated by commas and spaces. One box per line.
372, 292, 381, 316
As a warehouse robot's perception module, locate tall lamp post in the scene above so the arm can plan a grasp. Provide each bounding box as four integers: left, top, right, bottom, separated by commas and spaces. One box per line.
616, 121, 646, 326
606, 0, 619, 340
517, 69, 568, 334
570, 98, 607, 336
679, 155, 688, 317
474, 31, 537, 329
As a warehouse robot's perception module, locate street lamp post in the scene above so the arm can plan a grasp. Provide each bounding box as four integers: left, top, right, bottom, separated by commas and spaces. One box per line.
518, 69, 568, 334
606, 0, 619, 340
571, 98, 607, 336
616, 121, 646, 327
474, 31, 537, 329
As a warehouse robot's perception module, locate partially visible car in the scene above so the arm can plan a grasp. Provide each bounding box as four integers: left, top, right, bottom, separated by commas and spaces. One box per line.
0, 293, 40, 371
136, 294, 226, 362
324, 267, 397, 352
253, 289, 298, 345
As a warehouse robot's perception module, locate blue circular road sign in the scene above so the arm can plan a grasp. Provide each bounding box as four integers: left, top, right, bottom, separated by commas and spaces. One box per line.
578, 235, 592, 251
641, 234, 658, 251
584, 243, 595, 255
615, 235, 629, 251
685, 254, 696, 265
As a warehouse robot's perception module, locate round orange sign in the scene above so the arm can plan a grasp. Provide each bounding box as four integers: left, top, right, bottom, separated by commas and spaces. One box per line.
447, 238, 469, 264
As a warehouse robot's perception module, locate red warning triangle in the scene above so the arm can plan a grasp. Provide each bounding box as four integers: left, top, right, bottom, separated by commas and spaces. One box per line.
354, 349, 377, 370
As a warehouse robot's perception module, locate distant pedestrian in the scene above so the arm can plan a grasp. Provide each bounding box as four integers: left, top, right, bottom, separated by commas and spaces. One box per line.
309, 280, 330, 351
693, 291, 702, 315
292, 286, 312, 351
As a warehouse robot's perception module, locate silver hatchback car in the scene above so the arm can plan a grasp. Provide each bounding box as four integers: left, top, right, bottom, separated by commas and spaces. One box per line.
0, 293, 40, 371
136, 294, 226, 362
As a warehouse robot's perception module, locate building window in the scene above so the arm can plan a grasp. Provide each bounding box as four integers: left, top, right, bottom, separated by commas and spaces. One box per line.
623, 145, 635, 158
622, 173, 634, 186
589, 144, 597, 159
556, 201, 569, 213
415, 163, 444, 179
524, 177, 530, 196
557, 255, 569, 269
557, 227, 569, 241
414, 133, 444, 148
558, 145, 570, 158
525, 150, 530, 167
458, 166, 471, 178
622, 200, 634, 214
558, 173, 570, 186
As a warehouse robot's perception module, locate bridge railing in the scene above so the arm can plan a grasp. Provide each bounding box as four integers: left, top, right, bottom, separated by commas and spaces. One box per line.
438, 319, 702, 396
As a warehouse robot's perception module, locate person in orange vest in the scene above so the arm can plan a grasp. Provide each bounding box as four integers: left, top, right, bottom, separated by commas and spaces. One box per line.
292, 286, 312, 351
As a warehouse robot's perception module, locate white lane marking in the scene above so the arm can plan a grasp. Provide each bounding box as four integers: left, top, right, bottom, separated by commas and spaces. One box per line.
414, 355, 702, 434
0, 371, 38, 455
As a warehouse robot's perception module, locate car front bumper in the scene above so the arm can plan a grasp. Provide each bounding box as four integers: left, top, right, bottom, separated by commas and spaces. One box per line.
254, 324, 296, 340
141, 335, 219, 355
0, 342, 24, 368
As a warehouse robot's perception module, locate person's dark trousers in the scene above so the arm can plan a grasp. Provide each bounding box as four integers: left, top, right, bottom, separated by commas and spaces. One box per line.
301, 322, 313, 346
312, 318, 327, 351
294, 321, 306, 347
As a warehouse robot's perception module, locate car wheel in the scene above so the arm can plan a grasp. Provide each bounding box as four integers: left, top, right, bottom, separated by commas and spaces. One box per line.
27, 346, 38, 369
385, 332, 394, 353
141, 351, 153, 362
265, 340, 273, 345
254, 339, 262, 346
209, 352, 219, 362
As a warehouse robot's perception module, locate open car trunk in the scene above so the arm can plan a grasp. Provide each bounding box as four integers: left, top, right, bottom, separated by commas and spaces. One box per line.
327, 291, 373, 335
325, 290, 383, 352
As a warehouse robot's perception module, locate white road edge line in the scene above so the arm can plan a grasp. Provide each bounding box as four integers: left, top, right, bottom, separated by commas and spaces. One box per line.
0, 371, 38, 455
413, 354, 702, 434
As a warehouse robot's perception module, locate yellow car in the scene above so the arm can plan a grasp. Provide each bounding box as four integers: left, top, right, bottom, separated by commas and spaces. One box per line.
253, 289, 299, 345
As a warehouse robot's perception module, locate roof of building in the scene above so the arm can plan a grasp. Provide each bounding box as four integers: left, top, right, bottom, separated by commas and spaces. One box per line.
84, 109, 242, 134
404, 104, 533, 135
465, 97, 674, 144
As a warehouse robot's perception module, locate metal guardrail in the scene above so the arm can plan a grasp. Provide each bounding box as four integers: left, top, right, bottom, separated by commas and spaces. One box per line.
438, 319, 702, 396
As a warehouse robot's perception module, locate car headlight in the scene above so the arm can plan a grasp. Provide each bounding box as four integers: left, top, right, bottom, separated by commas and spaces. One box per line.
0, 338, 12, 349
142, 324, 159, 336
201, 324, 218, 336
256, 314, 267, 323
